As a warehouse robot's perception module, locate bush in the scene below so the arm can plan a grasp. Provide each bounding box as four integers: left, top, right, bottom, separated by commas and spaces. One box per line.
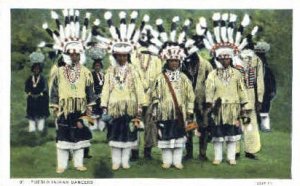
93, 158, 114, 178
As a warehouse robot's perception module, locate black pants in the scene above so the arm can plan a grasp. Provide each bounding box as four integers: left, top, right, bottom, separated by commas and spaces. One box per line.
186, 126, 208, 157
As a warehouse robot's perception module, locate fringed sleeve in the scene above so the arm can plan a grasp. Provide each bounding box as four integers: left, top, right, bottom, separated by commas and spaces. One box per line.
85, 69, 97, 106
49, 71, 59, 108
133, 69, 146, 106
237, 71, 250, 110
182, 74, 195, 114
256, 57, 265, 103
100, 70, 111, 108
205, 71, 216, 104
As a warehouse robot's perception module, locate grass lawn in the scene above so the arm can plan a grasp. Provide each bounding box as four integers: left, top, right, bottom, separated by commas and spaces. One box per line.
10, 126, 291, 179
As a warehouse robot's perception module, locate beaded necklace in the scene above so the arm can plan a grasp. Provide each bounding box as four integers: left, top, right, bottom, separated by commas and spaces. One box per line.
32, 75, 40, 88
63, 63, 81, 88
113, 64, 129, 90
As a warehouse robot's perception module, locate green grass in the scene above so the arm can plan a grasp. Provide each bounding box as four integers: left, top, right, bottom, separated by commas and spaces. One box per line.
11, 127, 291, 178
10, 64, 291, 179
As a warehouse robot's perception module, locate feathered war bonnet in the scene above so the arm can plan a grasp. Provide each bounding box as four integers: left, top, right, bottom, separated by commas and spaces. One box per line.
38, 9, 95, 65
200, 12, 260, 68
143, 16, 205, 64
91, 10, 150, 55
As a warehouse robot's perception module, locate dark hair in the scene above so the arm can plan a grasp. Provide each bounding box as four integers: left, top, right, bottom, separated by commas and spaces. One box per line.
92, 59, 103, 69
112, 53, 131, 63
31, 63, 43, 73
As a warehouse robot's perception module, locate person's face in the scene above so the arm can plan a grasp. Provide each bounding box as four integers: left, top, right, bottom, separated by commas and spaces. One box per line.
114, 53, 128, 66
240, 56, 252, 63
217, 54, 231, 68
94, 61, 102, 72
167, 59, 180, 71
33, 65, 41, 76
70, 53, 80, 64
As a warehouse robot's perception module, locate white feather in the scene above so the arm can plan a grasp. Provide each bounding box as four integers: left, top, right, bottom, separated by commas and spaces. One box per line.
212, 12, 221, 21
222, 13, 229, 21
170, 30, 176, 42
119, 11, 126, 19
150, 37, 163, 47
63, 9, 68, 17
51, 10, 59, 19
69, 9, 74, 16
84, 31, 92, 46
132, 29, 140, 43
188, 46, 199, 55
75, 10, 79, 16
127, 23, 136, 40
59, 25, 65, 41
160, 32, 168, 43
156, 19, 163, 25
235, 32, 242, 46
241, 14, 250, 27
206, 31, 215, 46
38, 41, 46, 48
203, 38, 212, 50
214, 26, 221, 43
199, 17, 207, 27
148, 45, 159, 55
185, 39, 195, 48
75, 21, 80, 38
96, 35, 111, 44
65, 24, 70, 38
184, 19, 191, 26
42, 23, 48, 29
229, 13, 237, 22
131, 11, 138, 19
110, 26, 119, 40
178, 32, 186, 44
227, 28, 234, 43
221, 14, 228, 43
94, 19, 100, 26
251, 26, 259, 36
238, 38, 248, 50
81, 26, 87, 41
104, 11, 112, 20
120, 20, 127, 41
86, 12, 91, 19
172, 16, 179, 22
143, 14, 150, 22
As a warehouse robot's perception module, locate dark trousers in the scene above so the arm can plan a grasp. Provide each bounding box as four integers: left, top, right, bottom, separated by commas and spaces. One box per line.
185, 127, 208, 157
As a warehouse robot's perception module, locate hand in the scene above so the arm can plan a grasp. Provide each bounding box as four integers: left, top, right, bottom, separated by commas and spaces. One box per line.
102, 107, 108, 115
234, 120, 240, 127
77, 122, 84, 129
137, 106, 143, 117
194, 129, 201, 137
86, 106, 93, 116
255, 102, 262, 112
51, 107, 59, 116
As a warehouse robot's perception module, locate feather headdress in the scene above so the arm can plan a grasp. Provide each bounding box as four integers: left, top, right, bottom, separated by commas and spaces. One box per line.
199, 12, 260, 68
92, 11, 150, 54
38, 9, 94, 65
144, 16, 205, 62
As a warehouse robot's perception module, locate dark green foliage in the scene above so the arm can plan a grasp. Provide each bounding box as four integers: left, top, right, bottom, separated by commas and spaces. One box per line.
93, 158, 114, 178
11, 121, 55, 147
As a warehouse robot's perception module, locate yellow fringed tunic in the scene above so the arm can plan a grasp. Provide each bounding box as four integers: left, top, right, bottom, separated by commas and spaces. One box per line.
194, 55, 214, 111
131, 49, 163, 106
205, 67, 250, 125
100, 63, 145, 117
151, 72, 195, 121
235, 55, 264, 153
49, 65, 95, 117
